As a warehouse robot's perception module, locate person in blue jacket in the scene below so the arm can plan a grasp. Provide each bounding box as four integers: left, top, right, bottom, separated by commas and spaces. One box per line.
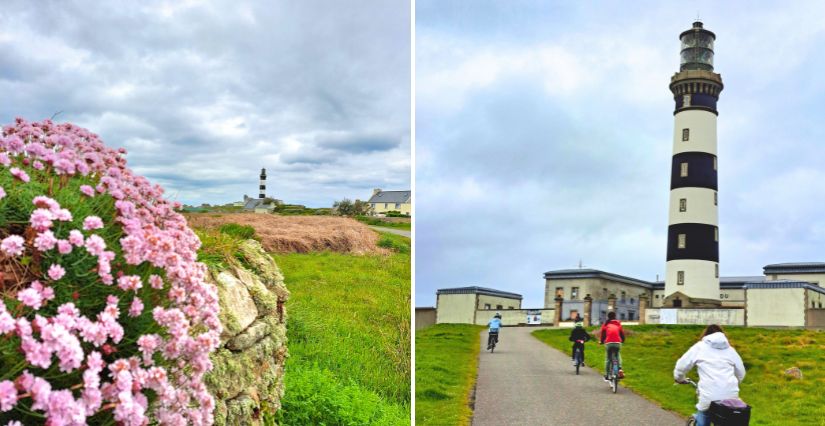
487, 312, 502, 349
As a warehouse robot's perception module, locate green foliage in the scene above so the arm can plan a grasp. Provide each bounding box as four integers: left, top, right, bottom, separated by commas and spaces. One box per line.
333, 198, 371, 216
354, 216, 411, 230
377, 233, 410, 253
272, 204, 330, 216
415, 324, 485, 426
270, 247, 410, 424
274, 366, 408, 425
384, 211, 409, 218
533, 325, 825, 425
218, 223, 256, 240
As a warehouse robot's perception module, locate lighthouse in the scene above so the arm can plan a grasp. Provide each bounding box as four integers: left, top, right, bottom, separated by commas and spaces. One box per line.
259, 168, 267, 199
664, 21, 723, 306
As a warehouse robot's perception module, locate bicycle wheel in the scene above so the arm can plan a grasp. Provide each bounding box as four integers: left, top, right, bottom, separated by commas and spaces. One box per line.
686, 416, 696, 426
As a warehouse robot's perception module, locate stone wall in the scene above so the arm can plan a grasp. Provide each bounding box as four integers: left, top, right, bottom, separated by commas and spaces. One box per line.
204, 240, 290, 425
644, 308, 745, 326
474, 308, 555, 326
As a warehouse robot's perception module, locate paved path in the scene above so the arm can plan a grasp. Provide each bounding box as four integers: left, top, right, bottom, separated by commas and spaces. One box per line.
472, 327, 684, 426
368, 225, 411, 237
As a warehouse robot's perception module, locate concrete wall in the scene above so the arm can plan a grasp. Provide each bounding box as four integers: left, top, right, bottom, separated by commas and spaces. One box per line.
766, 273, 824, 286
746, 287, 805, 327
474, 309, 555, 326
545, 276, 652, 308
436, 293, 477, 324
415, 308, 437, 330
806, 289, 824, 309
719, 289, 745, 307
645, 308, 745, 326
806, 309, 825, 328
476, 294, 521, 310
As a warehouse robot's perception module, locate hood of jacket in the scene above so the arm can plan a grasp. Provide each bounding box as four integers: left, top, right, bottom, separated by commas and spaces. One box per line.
702, 332, 730, 350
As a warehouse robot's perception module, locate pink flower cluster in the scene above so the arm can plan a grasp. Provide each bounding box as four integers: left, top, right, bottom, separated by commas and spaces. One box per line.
0, 118, 221, 425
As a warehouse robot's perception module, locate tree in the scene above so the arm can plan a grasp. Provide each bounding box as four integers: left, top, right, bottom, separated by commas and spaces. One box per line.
333, 198, 371, 216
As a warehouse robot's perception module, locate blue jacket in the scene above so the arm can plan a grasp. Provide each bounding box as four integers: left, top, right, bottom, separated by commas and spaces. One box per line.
488, 318, 502, 331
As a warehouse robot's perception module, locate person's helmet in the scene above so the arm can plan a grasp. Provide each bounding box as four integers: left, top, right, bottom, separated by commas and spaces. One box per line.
574, 321, 583, 328
494, 312, 502, 319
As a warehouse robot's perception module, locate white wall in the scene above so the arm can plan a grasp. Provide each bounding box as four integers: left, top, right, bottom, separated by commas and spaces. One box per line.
746, 288, 805, 327
668, 187, 718, 225
672, 109, 717, 155
666, 259, 719, 300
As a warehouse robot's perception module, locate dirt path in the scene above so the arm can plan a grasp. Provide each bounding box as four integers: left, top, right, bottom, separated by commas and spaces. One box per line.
368, 225, 411, 237
471, 326, 685, 425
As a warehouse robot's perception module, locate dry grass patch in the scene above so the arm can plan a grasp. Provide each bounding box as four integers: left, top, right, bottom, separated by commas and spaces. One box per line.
185, 213, 383, 254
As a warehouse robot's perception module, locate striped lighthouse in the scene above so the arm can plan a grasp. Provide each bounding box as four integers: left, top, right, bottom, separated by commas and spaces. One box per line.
665, 21, 723, 305
259, 168, 267, 199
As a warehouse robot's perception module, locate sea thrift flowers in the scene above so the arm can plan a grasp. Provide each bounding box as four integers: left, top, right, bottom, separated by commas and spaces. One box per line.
0, 118, 221, 424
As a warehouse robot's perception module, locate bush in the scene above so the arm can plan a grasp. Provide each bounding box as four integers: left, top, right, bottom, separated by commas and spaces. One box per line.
377, 234, 410, 253
0, 119, 221, 424
218, 223, 256, 240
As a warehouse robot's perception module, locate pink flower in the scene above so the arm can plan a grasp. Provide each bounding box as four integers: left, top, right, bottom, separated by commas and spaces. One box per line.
68, 230, 84, 246
80, 185, 95, 197
0, 187, 5, 200
84, 235, 106, 256
17, 288, 43, 310
0, 153, 10, 166
57, 239, 73, 254
83, 216, 104, 231
0, 380, 17, 412
32, 196, 59, 211
1, 235, 25, 256
129, 298, 144, 318
117, 275, 142, 292
34, 230, 57, 252
30, 209, 54, 231
48, 264, 66, 281
149, 275, 164, 290
32, 161, 44, 170
9, 167, 29, 182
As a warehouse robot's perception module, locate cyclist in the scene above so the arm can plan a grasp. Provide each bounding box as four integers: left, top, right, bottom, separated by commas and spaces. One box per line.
568, 320, 590, 365
674, 324, 746, 426
487, 312, 502, 350
599, 311, 625, 380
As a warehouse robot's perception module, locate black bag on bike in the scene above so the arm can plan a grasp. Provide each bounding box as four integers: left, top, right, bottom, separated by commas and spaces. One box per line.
708, 399, 750, 425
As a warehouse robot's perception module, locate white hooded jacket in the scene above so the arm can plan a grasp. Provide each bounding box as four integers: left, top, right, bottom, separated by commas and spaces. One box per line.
673, 332, 746, 411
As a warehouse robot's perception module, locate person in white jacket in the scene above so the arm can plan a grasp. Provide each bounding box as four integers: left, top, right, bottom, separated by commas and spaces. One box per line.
673, 324, 746, 426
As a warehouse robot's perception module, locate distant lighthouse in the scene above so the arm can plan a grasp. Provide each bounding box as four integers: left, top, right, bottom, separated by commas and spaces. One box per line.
665, 21, 723, 305
259, 168, 267, 199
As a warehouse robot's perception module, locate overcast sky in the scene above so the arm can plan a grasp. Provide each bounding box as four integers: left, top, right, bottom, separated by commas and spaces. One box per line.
0, 0, 410, 207
416, 1, 825, 307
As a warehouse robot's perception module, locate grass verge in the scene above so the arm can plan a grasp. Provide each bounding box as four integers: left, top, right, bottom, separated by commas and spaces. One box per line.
271, 240, 411, 425
533, 325, 825, 425
415, 324, 485, 426
356, 215, 412, 230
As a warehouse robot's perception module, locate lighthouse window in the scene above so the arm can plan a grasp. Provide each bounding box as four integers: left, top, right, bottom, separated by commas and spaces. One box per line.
715, 227, 718, 241
677, 234, 686, 249
679, 198, 687, 212
713, 157, 717, 170
714, 192, 717, 205
680, 162, 688, 177
715, 264, 719, 278
682, 128, 689, 141
677, 271, 685, 285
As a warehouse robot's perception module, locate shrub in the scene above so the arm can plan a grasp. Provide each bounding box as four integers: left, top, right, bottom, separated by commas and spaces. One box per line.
218, 223, 256, 240
377, 234, 410, 253
0, 118, 221, 425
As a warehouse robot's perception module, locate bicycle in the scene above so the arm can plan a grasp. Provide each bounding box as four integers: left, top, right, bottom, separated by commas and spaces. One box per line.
677, 378, 751, 425
573, 341, 584, 375
605, 345, 621, 393
487, 330, 499, 353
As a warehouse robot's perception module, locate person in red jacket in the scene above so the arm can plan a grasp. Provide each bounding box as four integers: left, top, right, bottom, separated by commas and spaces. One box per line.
600, 311, 625, 380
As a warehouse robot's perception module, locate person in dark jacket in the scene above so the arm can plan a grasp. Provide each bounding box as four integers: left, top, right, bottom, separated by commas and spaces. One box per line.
568, 321, 590, 365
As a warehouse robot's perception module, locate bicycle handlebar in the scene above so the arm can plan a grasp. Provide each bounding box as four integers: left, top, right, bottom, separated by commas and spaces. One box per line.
675, 378, 697, 388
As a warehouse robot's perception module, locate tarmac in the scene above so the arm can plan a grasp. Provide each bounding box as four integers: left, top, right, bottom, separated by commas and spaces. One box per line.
471, 326, 685, 426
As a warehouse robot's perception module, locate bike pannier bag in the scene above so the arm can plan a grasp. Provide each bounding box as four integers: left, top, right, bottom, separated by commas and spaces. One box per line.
709, 399, 750, 426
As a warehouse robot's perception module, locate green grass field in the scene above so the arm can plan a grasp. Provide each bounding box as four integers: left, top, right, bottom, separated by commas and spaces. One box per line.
533, 325, 825, 425
355, 215, 412, 231
271, 233, 411, 425
415, 324, 485, 426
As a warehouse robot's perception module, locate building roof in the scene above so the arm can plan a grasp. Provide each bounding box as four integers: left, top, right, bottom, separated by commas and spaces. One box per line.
763, 262, 825, 274
544, 269, 655, 289
650, 276, 765, 290
436, 286, 523, 300
744, 280, 825, 295
368, 190, 411, 204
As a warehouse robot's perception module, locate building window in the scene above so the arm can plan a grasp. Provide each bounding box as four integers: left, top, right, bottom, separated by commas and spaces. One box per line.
620, 313, 626, 320
571, 287, 579, 299
628, 311, 635, 320
682, 128, 689, 141
395, 203, 400, 208
630, 298, 635, 304
715, 263, 719, 278
484, 303, 491, 309
679, 198, 687, 212
677, 271, 685, 285
655, 294, 660, 299
715, 227, 718, 242
621, 291, 626, 303
680, 162, 688, 177
714, 192, 717, 206
496, 305, 503, 310
678, 234, 686, 249
384, 203, 388, 208
508, 306, 515, 309
555, 287, 564, 298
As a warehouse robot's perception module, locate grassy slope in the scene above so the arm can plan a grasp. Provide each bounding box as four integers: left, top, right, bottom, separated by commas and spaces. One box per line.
533, 325, 825, 425
415, 324, 485, 426
355, 216, 412, 231
271, 232, 411, 425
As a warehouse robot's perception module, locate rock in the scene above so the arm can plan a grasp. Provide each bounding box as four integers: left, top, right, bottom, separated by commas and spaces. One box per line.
213, 271, 258, 340
785, 367, 803, 380
227, 318, 271, 351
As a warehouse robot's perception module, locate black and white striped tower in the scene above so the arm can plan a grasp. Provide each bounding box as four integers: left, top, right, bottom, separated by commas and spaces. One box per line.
259, 168, 267, 199
665, 21, 723, 303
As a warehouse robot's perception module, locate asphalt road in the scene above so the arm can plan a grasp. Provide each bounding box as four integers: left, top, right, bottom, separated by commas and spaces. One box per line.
368, 225, 411, 237
472, 326, 685, 426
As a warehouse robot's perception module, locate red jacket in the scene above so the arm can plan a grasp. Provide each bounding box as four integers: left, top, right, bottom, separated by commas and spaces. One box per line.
600, 319, 625, 344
